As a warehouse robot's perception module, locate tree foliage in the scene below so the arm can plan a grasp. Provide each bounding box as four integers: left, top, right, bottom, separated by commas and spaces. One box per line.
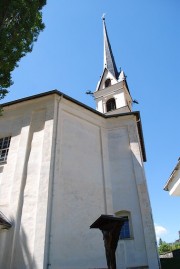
158, 238, 180, 254
159, 242, 171, 254
0, 0, 46, 100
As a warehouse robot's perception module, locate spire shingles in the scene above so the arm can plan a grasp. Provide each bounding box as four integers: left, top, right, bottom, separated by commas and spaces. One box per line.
103, 18, 119, 79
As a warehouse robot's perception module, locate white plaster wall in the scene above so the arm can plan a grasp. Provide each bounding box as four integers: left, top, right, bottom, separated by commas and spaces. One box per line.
129, 120, 160, 269
106, 123, 148, 268
48, 99, 159, 269
0, 94, 159, 269
0, 96, 55, 269
114, 92, 126, 109
48, 106, 109, 269
96, 99, 103, 113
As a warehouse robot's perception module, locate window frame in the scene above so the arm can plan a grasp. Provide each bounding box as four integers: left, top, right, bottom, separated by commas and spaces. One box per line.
0, 136, 11, 164
115, 210, 133, 240
119, 217, 130, 239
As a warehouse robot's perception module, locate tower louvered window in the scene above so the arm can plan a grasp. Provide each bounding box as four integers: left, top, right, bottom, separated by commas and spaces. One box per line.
106, 98, 116, 112
105, 78, 111, 88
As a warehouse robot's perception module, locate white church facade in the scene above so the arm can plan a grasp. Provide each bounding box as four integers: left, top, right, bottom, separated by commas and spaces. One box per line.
0, 19, 160, 269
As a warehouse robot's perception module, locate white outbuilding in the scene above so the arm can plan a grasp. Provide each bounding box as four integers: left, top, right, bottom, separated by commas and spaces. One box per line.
164, 158, 180, 196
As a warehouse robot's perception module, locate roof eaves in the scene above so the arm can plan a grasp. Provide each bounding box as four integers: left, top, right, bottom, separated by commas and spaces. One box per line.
1, 89, 106, 117
1, 90, 146, 161
164, 160, 180, 191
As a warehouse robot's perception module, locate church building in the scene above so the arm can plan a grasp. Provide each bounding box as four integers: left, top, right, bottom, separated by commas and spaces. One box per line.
0, 19, 160, 269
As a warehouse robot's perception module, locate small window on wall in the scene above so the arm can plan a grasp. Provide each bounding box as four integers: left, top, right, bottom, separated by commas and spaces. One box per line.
119, 218, 130, 239
105, 78, 111, 88
115, 210, 132, 240
0, 137, 11, 163
106, 98, 116, 112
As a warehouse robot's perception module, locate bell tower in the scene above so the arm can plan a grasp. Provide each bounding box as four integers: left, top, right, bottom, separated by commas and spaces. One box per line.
94, 18, 133, 115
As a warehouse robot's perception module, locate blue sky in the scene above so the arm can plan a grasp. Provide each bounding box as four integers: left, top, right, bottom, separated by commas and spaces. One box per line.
2, 0, 180, 243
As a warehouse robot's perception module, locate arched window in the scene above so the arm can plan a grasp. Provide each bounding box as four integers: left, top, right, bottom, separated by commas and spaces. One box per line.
105, 78, 111, 88
106, 98, 116, 112
115, 210, 132, 240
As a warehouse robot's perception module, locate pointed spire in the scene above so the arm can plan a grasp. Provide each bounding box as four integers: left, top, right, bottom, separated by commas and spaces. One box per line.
103, 17, 118, 79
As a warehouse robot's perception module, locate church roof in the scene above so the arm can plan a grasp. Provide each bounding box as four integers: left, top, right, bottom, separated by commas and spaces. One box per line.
2, 90, 146, 162
103, 18, 119, 79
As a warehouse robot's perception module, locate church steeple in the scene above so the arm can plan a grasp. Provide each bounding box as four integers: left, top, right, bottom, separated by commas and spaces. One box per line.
94, 18, 133, 115
103, 18, 119, 79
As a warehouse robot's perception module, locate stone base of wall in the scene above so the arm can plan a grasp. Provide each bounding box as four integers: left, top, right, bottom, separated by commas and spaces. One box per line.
89, 266, 149, 269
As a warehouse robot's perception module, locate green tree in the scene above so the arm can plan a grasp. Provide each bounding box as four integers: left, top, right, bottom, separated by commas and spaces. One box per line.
158, 241, 171, 254
0, 0, 46, 100
172, 242, 180, 251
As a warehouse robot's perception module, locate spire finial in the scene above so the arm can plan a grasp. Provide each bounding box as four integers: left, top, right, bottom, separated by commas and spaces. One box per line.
102, 13, 106, 21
